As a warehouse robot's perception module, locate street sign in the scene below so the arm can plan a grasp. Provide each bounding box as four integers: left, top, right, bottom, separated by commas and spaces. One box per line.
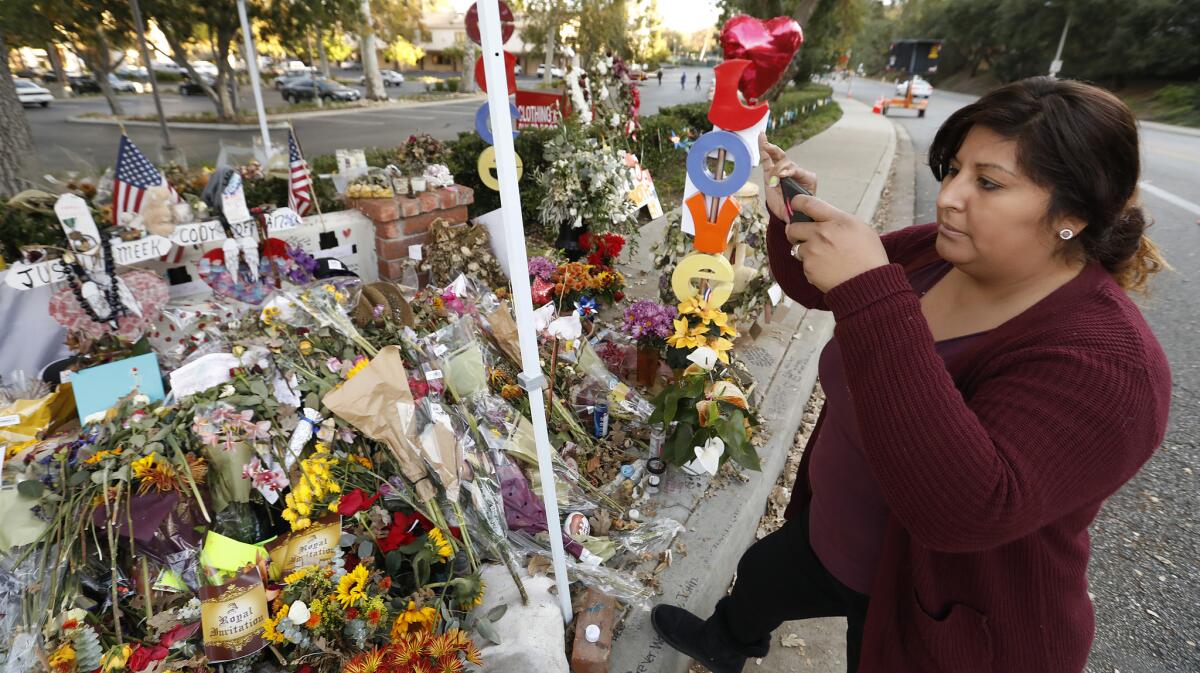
515, 90, 567, 129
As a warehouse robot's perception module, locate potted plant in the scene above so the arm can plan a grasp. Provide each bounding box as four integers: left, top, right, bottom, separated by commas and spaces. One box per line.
620, 299, 676, 387
395, 134, 448, 193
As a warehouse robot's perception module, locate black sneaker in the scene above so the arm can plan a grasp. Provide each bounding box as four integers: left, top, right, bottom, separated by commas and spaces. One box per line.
650, 604, 748, 673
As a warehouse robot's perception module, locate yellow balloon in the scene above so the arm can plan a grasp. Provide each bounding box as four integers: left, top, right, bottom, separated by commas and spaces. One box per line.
671, 252, 735, 308
477, 146, 524, 191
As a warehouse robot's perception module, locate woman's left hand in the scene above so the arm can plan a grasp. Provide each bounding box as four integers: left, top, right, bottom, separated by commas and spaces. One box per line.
786, 193, 890, 293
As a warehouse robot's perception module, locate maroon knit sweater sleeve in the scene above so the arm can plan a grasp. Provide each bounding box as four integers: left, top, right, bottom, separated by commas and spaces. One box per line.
822, 264, 1169, 553
766, 214, 936, 309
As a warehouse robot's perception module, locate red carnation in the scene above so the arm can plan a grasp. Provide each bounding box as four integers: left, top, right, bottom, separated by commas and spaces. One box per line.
337, 488, 380, 516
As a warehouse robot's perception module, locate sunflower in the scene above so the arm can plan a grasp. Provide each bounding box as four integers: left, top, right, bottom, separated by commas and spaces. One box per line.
130, 453, 157, 478
427, 528, 453, 560
344, 647, 387, 673
335, 564, 369, 608
391, 601, 438, 639
345, 357, 370, 381
137, 461, 179, 494
283, 567, 313, 585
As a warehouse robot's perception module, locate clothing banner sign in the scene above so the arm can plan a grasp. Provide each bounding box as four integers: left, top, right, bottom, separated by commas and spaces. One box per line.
515, 90, 567, 129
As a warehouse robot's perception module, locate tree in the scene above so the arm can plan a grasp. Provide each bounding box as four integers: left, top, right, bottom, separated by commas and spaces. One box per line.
574, 0, 631, 61
142, 0, 243, 121
0, 27, 35, 198
518, 0, 572, 85
30, 0, 136, 115
264, 0, 361, 77
383, 35, 423, 68
628, 0, 669, 67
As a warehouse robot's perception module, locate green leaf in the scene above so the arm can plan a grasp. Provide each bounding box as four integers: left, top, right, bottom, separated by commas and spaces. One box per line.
487, 603, 508, 622
475, 616, 502, 645
17, 480, 44, 499
68, 470, 90, 487
413, 551, 432, 587
718, 410, 760, 471
666, 421, 695, 466
241, 395, 262, 406
249, 380, 270, 399
385, 551, 405, 575
145, 442, 164, 455
129, 434, 146, 448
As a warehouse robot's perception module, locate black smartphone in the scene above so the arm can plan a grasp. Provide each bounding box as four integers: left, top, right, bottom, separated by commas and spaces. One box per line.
780, 176, 814, 223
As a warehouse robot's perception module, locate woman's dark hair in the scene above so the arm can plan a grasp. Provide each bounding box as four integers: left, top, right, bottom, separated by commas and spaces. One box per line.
928, 76, 1166, 292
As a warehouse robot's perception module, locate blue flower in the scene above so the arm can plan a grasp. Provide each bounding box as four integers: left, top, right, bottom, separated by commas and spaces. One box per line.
576, 296, 598, 319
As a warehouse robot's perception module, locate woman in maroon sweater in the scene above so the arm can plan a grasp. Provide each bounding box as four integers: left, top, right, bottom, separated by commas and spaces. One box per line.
651, 78, 1172, 672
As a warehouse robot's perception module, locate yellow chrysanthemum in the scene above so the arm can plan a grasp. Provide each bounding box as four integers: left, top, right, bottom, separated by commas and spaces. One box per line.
131, 453, 157, 478
263, 603, 289, 644
345, 358, 369, 381
48, 643, 75, 673
428, 528, 453, 559
284, 567, 313, 585
100, 644, 131, 672
84, 448, 123, 465
336, 564, 369, 608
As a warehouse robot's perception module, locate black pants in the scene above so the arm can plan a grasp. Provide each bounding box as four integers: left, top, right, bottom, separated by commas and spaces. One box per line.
706, 510, 871, 672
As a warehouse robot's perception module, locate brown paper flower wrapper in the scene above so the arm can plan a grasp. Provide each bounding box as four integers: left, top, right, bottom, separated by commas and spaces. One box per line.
322, 345, 437, 501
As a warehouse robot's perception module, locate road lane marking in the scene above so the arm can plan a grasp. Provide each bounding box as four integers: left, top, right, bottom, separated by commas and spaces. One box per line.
1139, 181, 1200, 216
1144, 144, 1200, 164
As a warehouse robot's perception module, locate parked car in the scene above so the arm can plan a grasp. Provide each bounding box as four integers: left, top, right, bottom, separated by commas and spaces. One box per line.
152, 61, 187, 75
13, 78, 53, 107
108, 73, 143, 94
179, 75, 213, 96
895, 76, 933, 98
116, 65, 149, 79
68, 75, 102, 94
190, 61, 219, 77
536, 64, 565, 78
273, 73, 309, 90
358, 69, 405, 86
285, 60, 313, 74
281, 78, 362, 103
339, 60, 362, 70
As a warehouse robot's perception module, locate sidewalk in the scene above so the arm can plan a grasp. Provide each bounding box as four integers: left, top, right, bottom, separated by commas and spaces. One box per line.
608, 94, 895, 673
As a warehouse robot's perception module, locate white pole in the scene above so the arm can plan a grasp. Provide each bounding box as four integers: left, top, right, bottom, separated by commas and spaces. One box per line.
236, 0, 273, 160
477, 0, 573, 624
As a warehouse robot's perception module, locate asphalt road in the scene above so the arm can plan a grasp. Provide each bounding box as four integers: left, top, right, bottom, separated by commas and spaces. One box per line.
17, 67, 714, 177
834, 77, 1200, 673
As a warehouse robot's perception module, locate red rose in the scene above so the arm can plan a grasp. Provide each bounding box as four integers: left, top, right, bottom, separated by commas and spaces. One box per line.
614, 291, 625, 302
378, 511, 433, 553
587, 251, 605, 267
579, 232, 592, 250
128, 645, 168, 672
337, 488, 380, 517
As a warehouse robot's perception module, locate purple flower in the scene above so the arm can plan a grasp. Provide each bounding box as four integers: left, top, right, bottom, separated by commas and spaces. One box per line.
621, 300, 677, 347
528, 256, 557, 281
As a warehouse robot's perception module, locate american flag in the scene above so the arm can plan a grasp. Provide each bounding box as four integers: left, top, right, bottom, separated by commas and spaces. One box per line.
287, 129, 314, 216
112, 135, 177, 226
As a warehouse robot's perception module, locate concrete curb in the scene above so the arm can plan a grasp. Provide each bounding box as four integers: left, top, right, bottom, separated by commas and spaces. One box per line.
64, 93, 488, 131
1139, 119, 1200, 138
66, 115, 292, 131
609, 96, 898, 673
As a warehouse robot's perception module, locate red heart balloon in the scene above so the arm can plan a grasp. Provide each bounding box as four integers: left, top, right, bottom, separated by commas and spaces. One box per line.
720, 15, 804, 100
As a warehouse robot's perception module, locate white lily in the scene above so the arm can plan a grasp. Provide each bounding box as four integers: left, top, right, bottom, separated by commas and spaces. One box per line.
687, 346, 719, 371
532, 302, 557, 333
686, 437, 725, 476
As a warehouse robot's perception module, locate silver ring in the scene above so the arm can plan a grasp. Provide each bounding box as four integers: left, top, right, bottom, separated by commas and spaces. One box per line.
791, 243, 803, 260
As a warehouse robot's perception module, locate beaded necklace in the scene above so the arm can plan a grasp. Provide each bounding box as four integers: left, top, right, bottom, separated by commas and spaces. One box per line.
62, 236, 126, 328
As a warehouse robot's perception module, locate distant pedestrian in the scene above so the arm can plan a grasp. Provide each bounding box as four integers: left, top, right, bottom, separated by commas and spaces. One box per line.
657, 70, 663, 86
695, 73, 702, 89
680, 72, 686, 90
651, 77, 1172, 673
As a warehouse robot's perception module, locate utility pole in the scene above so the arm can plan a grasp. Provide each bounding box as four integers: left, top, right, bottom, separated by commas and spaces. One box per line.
236, 0, 273, 161
1049, 13, 1071, 78
128, 0, 177, 162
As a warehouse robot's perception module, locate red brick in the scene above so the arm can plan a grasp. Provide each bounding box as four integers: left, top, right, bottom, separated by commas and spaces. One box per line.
456, 185, 475, 206
570, 589, 618, 673
417, 191, 440, 212
354, 197, 399, 224
402, 205, 468, 235
374, 219, 404, 239
397, 196, 421, 218
437, 187, 457, 210
375, 232, 428, 261
378, 257, 405, 280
